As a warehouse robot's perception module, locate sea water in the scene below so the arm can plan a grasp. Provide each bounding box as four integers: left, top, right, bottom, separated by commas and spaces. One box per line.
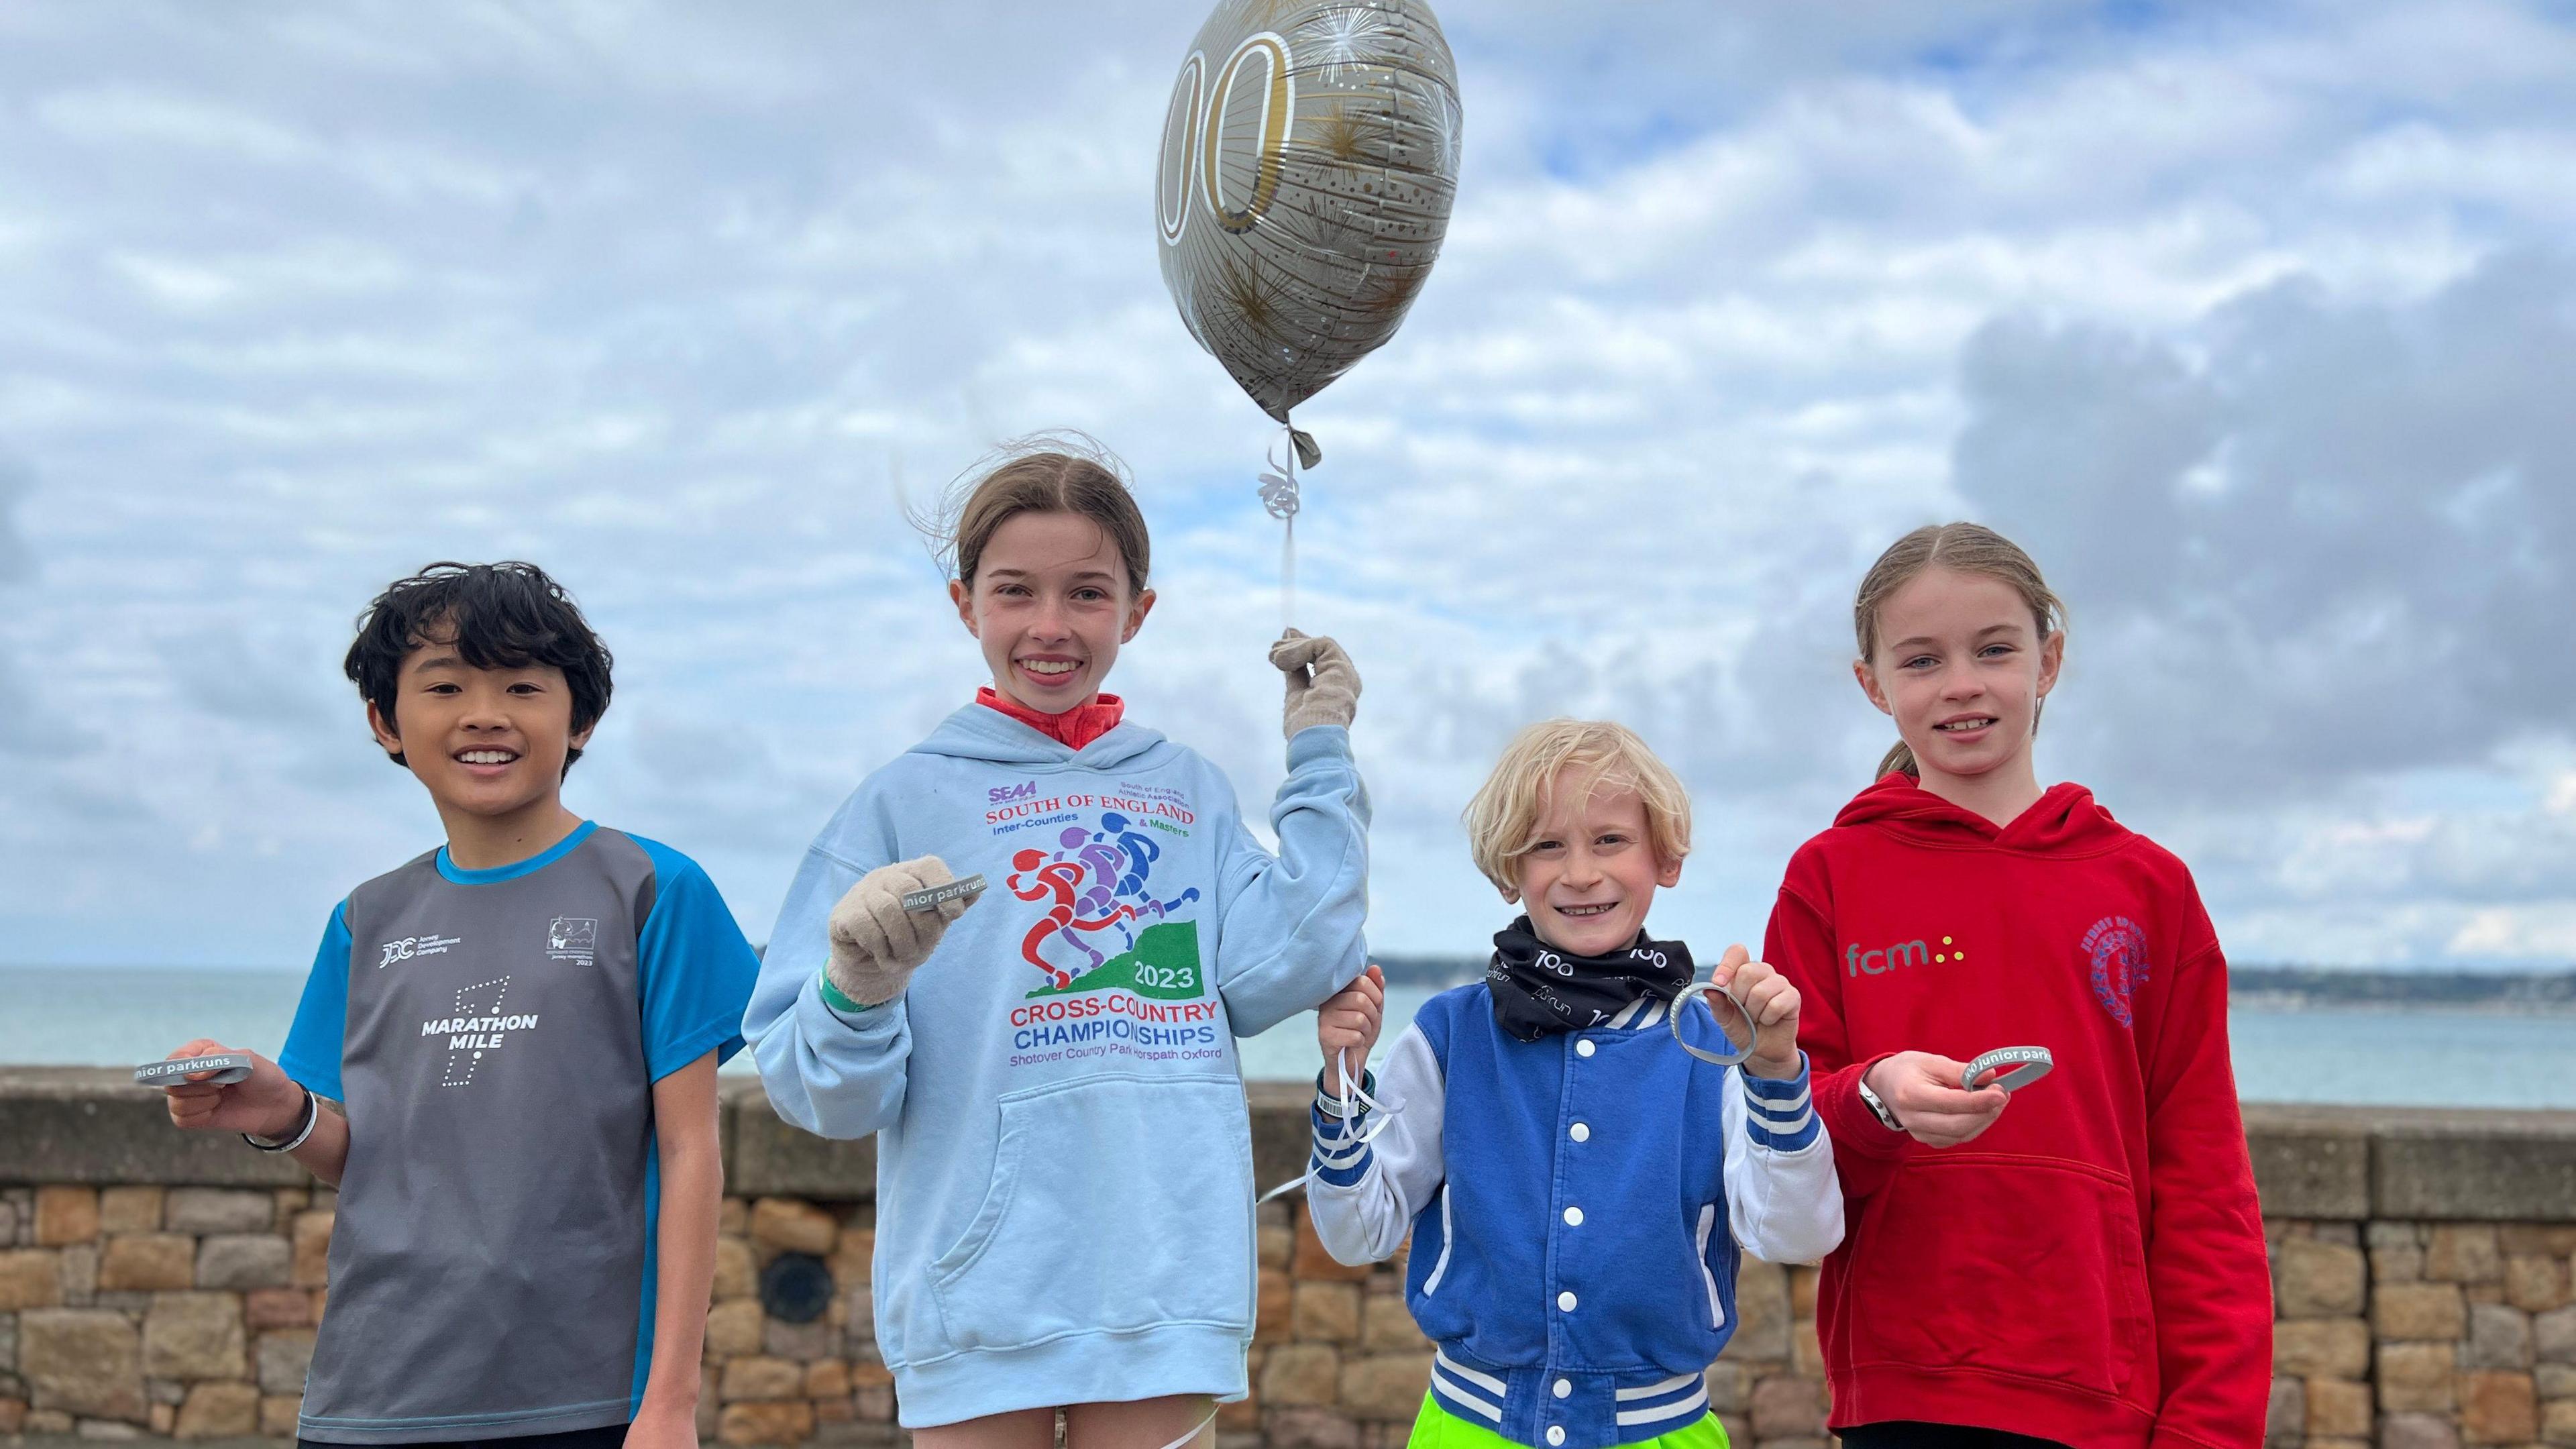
7, 967, 2574, 1109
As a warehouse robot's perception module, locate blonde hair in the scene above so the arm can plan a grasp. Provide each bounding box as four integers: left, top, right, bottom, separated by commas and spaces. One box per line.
1463, 720, 1692, 894
916, 432, 1152, 593
1853, 522, 2066, 779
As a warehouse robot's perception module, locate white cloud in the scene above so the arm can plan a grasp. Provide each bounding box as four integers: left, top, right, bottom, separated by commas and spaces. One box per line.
0, 1, 2572, 969
36, 86, 323, 164
2449, 908, 2576, 961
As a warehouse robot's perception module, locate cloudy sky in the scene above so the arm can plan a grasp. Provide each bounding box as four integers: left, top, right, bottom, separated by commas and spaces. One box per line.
4, 0, 2573, 972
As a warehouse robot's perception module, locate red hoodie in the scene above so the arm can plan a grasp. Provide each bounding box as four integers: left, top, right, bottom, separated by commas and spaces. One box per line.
1765, 775, 2270, 1449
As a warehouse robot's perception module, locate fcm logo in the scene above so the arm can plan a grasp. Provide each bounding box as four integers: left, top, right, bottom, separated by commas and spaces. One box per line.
1844, 934, 1968, 977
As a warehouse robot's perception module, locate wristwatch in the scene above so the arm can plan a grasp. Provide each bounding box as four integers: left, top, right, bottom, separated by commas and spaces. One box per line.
1314, 1069, 1377, 1119
1856, 1075, 1904, 1133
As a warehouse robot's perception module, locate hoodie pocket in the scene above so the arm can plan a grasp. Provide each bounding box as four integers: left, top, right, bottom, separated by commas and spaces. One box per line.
928, 1073, 1254, 1351
1848, 1154, 2151, 1399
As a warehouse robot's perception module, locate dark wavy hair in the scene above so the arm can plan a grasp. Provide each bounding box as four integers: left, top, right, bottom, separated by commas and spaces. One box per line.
343, 561, 614, 775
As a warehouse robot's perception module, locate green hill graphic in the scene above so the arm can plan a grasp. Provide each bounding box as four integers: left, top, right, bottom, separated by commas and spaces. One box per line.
1025, 920, 1205, 1001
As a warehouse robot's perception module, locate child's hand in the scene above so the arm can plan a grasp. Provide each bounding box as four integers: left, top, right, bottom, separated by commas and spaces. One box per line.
1316, 964, 1385, 1088
160, 1041, 306, 1140
1862, 1053, 2010, 1147
1709, 946, 1803, 1080
1273, 629, 1361, 739
826, 855, 977, 1007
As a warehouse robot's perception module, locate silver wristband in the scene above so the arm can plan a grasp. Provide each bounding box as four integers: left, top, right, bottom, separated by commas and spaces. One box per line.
1962, 1045, 2055, 1093
244, 1088, 318, 1153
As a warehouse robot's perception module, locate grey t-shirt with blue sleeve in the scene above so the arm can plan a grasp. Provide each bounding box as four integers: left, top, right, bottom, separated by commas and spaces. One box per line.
276, 822, 759, 1444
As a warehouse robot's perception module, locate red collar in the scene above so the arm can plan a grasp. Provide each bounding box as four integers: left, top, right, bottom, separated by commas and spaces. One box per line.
976, 687, 1126, 750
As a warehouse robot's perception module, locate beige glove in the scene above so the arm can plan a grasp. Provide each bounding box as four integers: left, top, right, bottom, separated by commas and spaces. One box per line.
825, 856, 977, 1007
1272, 629, 1361, 739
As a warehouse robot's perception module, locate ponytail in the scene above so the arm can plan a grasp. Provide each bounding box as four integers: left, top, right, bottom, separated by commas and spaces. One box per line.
1877, 741, 1919, 780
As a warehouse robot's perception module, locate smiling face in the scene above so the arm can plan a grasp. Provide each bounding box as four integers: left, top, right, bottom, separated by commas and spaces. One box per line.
1508, 769, 1684, 957
366, 634, 591, 821
1856, 566, 2063, 790
951, 510, 1155, 713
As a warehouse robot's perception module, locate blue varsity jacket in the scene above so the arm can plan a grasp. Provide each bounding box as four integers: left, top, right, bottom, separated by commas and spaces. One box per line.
1305, 981, 1843, 1449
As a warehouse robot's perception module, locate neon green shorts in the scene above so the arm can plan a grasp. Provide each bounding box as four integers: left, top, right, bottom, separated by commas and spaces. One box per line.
1406, 1393, 1729, 1449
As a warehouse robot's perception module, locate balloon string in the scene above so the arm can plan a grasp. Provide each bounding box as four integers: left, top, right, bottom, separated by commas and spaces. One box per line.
1257, 1046, 1392, 1203
1257, 422, 1303, 631
1283, 509, 1297, 632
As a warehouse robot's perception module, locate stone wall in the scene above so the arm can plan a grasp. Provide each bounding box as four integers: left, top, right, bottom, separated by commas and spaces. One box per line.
2253, 1106, 2576, 1449
4, 1070, 2575, 1448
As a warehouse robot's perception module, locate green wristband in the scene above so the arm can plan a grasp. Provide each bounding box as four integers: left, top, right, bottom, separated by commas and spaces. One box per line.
817, 972, 874, 1016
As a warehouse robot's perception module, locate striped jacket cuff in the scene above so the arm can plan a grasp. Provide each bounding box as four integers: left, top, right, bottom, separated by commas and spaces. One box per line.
1741, 1052, 1821, 1151
1308, 1097, 1376, 1187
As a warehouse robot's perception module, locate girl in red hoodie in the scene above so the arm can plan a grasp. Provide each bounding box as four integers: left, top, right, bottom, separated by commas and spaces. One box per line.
1765, 523, 2270, 1449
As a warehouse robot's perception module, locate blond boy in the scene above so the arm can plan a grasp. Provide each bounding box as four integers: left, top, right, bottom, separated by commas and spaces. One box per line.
1305, 720, 1842, 1449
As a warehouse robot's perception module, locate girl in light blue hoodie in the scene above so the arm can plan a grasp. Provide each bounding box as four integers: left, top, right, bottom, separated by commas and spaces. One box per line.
743, 441, 1371, 1449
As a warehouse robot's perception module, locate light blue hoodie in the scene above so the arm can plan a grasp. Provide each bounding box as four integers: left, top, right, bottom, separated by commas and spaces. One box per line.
743, 704, 1369, 1428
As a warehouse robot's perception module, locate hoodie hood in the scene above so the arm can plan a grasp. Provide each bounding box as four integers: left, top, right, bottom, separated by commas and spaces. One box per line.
908, 700, 1171, 770
1833, 773, 2130, 857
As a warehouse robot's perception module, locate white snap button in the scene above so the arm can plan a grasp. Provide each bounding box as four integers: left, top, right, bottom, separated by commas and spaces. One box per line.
1548, 1428, 1566, 1446
1569, 1122, 1590, 1142
1564, 1206, 1584, 1226
1575, 1038, 1596, 1058
1558, 1290, 1577, 1311
1553, 1379, 1571, 1399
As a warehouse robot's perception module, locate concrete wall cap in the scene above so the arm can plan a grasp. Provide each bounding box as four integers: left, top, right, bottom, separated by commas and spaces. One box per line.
7, 1067, 2575, 1222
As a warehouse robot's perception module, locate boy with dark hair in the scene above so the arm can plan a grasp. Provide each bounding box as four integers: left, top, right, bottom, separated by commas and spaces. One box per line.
158, 561, 760, 1449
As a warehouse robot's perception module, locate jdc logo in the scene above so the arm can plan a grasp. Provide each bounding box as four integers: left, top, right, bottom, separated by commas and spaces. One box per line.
1845, 934, 1968, 977
988, 780, 1040, 805
377, 934, 463, 968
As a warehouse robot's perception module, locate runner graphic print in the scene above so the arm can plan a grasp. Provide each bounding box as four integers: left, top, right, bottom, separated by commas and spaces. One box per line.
1006, 806, 1204, 998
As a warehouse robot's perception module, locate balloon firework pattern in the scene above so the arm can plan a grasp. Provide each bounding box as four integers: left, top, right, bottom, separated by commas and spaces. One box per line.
1156, 0, 1462, 458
